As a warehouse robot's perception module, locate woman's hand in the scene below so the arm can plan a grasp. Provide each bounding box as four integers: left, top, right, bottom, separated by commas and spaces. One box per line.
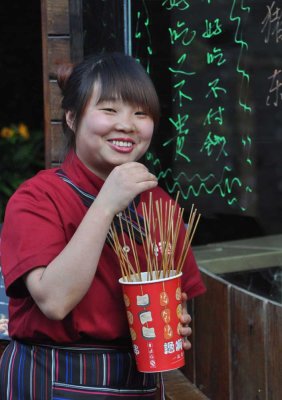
96, 162, 158, 216
179, 292, 192, 350
24, 162, 157, 321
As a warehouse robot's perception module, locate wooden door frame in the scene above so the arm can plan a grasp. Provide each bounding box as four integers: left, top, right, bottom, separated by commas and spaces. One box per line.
41, 0, 84, 167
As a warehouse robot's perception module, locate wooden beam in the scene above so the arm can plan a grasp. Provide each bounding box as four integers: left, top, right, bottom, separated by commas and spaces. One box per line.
163, 370, 208, 400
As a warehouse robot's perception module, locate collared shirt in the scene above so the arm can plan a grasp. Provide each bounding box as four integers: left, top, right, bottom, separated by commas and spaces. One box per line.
1, 151, 205, 343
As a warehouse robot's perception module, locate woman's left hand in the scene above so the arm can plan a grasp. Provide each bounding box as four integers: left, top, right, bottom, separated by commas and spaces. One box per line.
179, 292, 192, 350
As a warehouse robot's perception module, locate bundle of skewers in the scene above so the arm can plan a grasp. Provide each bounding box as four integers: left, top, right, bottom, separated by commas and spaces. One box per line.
109, 192, 200, 282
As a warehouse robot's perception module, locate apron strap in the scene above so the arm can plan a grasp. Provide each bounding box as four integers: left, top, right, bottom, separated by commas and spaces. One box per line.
55, 169, 146, 244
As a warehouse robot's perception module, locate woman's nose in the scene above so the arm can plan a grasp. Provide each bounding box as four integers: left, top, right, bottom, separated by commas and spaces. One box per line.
115, 115, 135, 132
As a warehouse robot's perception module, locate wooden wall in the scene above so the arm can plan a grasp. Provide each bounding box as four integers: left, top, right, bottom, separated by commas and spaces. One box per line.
41, 0, 71, 167
190, 269, 282, 400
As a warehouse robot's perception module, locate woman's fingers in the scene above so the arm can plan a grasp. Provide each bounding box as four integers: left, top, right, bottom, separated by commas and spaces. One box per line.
183, 335, 192, 350
179, 292, 192, 350
98, 162, 158, 214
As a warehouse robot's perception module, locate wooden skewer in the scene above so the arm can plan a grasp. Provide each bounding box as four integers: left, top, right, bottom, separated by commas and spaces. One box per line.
109, 192, 200, 283
109, 226, 132, 280
142, 203, 154, 280
123, 210, 142, 281
176, 212, 201, 274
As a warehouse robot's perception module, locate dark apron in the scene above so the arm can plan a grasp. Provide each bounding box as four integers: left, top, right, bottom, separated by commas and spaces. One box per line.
0, 340, 164, 399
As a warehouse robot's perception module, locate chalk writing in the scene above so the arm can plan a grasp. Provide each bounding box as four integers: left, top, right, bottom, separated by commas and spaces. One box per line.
261, 1, 282, 43
205, 78, 227, 99
131, 1, 259, 214
162, 0, 190, 11
207, 47, 226, 66
200, 132, 228, 161
169, 21, 196, 45
202, 18, 222, 38
266, 68, 282, 106
203, 106, 225, 126
82, 0, 282, 240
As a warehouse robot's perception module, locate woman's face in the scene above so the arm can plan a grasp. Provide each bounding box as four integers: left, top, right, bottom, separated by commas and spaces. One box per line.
68, 90, 154, 179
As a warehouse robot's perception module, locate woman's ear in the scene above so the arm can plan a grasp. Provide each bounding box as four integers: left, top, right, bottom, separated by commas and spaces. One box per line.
66, 111, 75, 131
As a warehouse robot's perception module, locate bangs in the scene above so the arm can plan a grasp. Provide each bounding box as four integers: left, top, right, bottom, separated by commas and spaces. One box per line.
92, 58, 160, 125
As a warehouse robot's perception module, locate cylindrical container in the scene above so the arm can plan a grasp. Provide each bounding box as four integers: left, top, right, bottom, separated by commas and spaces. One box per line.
119, 271, 185, 373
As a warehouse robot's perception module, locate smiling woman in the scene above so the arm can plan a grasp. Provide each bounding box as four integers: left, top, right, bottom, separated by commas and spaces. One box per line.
58, 54, 160, 160
0, 52, 206, 400
72, 99, 155, 179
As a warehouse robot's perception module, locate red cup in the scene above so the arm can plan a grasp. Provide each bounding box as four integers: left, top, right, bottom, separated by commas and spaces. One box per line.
119, 271, 185, 373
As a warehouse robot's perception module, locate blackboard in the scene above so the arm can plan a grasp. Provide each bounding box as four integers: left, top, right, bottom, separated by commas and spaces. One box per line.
83, 0, 282, 243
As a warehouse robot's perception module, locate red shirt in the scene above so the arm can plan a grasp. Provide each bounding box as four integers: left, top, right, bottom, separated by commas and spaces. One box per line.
1, 152, 205, 343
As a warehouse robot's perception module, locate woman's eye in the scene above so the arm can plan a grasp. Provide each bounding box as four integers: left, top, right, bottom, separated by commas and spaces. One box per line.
135, 111, 147, 116
101, 108, 116, 112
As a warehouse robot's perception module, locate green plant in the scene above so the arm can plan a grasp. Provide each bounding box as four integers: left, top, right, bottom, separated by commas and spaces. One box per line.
0, 123, 44, 221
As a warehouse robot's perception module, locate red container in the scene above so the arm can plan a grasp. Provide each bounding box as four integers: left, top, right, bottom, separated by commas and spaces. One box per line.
119, 271, 185, 373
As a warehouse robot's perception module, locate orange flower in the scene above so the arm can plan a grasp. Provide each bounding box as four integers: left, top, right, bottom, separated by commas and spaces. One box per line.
0, 127, 15, 138
18, 123, 30, 139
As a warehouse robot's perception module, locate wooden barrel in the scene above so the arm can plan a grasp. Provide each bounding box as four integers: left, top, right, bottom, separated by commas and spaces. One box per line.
184, 235, 282, 399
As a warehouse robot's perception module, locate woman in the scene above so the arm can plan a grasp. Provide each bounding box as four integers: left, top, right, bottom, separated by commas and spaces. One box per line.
0, 52, 205, 399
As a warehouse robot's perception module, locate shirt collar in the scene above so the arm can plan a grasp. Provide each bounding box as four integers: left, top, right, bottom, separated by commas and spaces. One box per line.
61, 150, 105, 195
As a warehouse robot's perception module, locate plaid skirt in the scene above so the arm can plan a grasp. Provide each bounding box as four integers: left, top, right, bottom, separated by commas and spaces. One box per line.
0, 340, 164, 400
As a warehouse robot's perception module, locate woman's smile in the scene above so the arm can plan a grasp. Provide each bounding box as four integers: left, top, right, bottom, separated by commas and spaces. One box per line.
107, 138, 135, 153
73, 99, 154, 178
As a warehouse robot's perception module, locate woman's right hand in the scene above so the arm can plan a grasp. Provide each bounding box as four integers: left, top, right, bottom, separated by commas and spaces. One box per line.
95, 162, 158, 216
24, 162, 157, 320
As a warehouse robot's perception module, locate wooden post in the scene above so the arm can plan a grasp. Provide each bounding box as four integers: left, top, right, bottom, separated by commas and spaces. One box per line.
40, 0, 71, 167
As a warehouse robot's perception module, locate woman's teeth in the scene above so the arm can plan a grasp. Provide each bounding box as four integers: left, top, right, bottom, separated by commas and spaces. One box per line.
111, 140, 133, 147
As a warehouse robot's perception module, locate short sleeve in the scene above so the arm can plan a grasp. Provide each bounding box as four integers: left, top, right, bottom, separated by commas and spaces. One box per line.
1, 177, 68, 298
